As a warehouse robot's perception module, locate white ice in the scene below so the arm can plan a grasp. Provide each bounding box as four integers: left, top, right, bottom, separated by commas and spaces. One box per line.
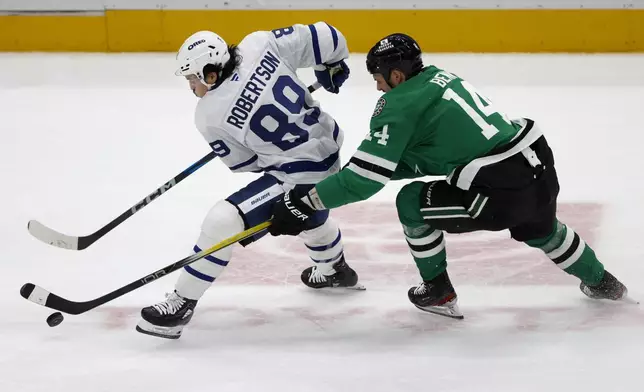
1, 53, 644, 392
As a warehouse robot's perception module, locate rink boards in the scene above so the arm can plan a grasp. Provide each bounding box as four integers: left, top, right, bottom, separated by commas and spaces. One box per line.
1, 1, 644, 52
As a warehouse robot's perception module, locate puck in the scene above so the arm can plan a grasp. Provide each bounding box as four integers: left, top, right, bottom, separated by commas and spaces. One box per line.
46, 312, 64, 327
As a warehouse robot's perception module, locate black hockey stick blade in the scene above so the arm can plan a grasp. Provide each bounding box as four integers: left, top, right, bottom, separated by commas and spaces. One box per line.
20, 221, 271, 315
27, 150, 218, 250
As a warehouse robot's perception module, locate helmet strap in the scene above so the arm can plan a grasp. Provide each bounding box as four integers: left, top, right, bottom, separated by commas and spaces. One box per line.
199, 69, 222, 89
199, 79, 215, 89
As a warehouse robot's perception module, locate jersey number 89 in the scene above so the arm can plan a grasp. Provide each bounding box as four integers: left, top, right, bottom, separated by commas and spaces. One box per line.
249, 75, 320, 151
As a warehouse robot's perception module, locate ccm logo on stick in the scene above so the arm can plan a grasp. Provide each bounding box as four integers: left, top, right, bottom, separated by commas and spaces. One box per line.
131, 179, 177, 213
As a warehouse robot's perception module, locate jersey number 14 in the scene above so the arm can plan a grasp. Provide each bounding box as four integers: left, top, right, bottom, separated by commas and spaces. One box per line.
442, 81, 512, 140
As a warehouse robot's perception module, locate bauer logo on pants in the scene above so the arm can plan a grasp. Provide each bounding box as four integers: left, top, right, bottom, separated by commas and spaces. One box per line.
372, 97, 386, 117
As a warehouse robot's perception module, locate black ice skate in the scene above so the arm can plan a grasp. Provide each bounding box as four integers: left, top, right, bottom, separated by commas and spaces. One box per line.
580, 270, 628, 301
408, 271, 463, 319
301, 258, 365, 290
136, 291, 198, 339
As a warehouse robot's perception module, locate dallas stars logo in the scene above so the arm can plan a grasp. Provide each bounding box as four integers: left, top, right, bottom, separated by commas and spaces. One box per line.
372, 97, 386, 117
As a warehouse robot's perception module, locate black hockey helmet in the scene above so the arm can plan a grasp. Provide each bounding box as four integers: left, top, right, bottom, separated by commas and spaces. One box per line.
366, 33, 423, 83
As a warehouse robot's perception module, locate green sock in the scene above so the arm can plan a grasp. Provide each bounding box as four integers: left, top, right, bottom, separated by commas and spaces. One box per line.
403, 224, 447, 281
524, 220, 605, 286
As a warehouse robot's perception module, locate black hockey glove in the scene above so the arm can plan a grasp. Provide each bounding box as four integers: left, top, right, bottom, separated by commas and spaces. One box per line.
314, 60, 350, 94
269, 189, 316, 236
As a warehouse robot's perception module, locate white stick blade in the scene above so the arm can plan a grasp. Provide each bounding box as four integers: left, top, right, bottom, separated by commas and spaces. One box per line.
27, 285, 51, 306
27, 220, 79, 250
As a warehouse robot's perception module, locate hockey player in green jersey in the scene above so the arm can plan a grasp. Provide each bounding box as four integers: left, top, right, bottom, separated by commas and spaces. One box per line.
268, 33, 628, 319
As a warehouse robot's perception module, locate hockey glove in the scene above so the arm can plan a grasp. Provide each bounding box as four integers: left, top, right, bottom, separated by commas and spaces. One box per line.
314, 60, 350, 94
269, 189, 316, 236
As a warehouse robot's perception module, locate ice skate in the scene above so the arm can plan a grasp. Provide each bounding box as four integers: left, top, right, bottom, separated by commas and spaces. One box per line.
408, 271, 463, 319
136, 291, 198, 339
301, 257, 365, 290
580, 270, 628, 301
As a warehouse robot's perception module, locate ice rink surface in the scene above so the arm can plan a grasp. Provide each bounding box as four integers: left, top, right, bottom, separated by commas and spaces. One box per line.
1, 52, 644, 392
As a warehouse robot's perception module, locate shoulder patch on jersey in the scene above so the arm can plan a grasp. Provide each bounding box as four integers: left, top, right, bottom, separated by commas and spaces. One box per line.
372, 97, 387, 117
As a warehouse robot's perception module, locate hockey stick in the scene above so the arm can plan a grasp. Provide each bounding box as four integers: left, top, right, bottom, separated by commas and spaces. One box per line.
20, 221, 272, 315
27, 82, 323, 251
27, 151, 217, 250
308, 81, 322, 92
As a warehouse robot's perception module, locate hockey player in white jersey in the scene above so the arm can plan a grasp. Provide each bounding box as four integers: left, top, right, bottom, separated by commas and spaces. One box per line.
136, 23, 361, 339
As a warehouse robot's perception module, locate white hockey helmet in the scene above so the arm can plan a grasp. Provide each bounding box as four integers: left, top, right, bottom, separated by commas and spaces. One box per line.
175, 31, 231, 87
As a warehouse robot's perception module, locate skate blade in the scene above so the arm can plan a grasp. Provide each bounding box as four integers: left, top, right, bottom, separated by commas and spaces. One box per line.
346, 282, 366, 291
308, 278, 367, 290
583, 287, 639, 304
330, 281, 366, 291
136, 319, 184, 340
620, 290, 640, 305
311, 282, 366, 293
414, 299, 464, 320
622, 296, 640, 305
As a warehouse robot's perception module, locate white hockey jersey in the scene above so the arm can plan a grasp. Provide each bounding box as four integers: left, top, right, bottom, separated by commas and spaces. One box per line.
194, 22, 349, 185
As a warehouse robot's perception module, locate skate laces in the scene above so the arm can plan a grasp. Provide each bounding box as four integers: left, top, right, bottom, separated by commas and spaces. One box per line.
152, 292, 186, 315
309, 267, 329, 284
413, 282, 428, 295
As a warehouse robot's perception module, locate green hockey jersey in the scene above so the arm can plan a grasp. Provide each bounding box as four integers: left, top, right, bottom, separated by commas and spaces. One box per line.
315, 65, 524, 209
